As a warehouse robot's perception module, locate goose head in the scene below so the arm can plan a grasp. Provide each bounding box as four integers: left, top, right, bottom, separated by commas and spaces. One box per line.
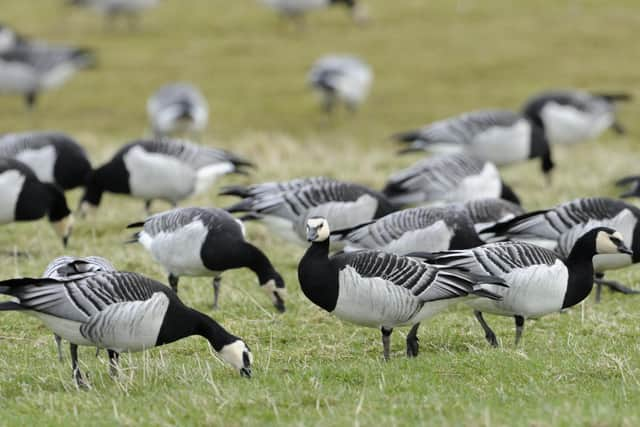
306, 217, 330, 242
594, 228, 632, 256
261, 274, 286, 313
218, 339, 253, 378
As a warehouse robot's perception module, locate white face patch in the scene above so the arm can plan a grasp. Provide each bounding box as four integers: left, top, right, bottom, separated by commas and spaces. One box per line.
51, 215, 74, 241
261, 279, 287, 305
596, 231, 622, 254
306, 217, 330, 242
218, 340, 253, 373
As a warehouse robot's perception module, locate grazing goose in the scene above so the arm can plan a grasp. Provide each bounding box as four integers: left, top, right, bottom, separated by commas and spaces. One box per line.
225, 178, 395, 246
0, 131, 92, 190
69, 0, 160, 24
43, 256, 117, 361
127, 207, 286, 312
308, 55, 373, 113
393, 110, 554, 181
0, 157, 73, 246
259, 0, 368, 24
421, 228, 631, 346
480, 197, 640, 301
459, 198, 526, 232
220, 176, 334, 200
522, 89, 632, 145
382, 153, 521, 208
0, 25, 94, 109
298, 217, 506, 359
0, 271, 252, 386
331, 206, 484, 254
79, 138, 253, 216
147, 82, 209, 137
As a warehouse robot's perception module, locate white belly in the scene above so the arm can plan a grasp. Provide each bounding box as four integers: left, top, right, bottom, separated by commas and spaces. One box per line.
541, 103, 614, 145
452, 163, 502, 202
472, 120, 530, 165
0, 170, 25, 223
124, 146, 197, 202
14, 146, 57, 183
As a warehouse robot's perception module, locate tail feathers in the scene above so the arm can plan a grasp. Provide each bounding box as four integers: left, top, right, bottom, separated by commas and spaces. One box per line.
219, 185, 251, 198
0, 301, 26, 311
0, 277, 60, 292
594, 92, 632, 103
126, 221, 146, 229
225, 199, 254, 214
124, 232, 141, 244
478, 209, 548, 236
238, 213, 263, 222
392, 130, 422, 143
615, 175, 640, 187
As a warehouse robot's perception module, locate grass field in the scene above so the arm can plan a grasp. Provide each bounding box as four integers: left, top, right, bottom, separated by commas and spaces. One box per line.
2, 1, 640, 425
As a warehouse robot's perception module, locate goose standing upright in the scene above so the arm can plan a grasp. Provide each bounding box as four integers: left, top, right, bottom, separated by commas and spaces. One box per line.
0, 271, 252, 386
127, 207, 286, 312
0, 157, 73, 246
421, 228, 632, 346
147, 82, 209, 137
393, 110, 554, 181
224, 178, 395, 246
480, 197, 640, 301
79, 138, 253, 215
522, 89, 632, 145
43, 256, 117, 361
0, 131, 92, 190
0, 24, 94, 109
298, 217, 506, 359
382, 153, 521, 208
308, 55, 373, 113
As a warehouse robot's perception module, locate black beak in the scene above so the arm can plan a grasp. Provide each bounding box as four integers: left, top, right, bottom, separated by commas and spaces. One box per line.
240, 367, 252, 378
273, 297, 286, 314
618, 244, 633, 256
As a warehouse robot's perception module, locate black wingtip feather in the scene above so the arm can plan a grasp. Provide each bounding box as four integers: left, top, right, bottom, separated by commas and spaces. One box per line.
329, 220, 376, 237
478, 209, 549, 236
391, 130, 421, 143
594, 92, 633, 102
225, 199, 254, 214
219, 185, 251, 198
126, 221, 145, 229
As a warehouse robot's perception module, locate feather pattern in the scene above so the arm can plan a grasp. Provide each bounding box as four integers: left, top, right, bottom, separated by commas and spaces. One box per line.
137, 207, 240, 237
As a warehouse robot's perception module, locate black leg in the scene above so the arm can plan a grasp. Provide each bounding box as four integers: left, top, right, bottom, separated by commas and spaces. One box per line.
514, 315, 525, 346
594, 273, 640, 301
54, 334, 63, 362
212, 276, 221, 309
70, 343, 86, 388
381, 327, 393, 361
108, 350, 120, 378
25, 92, 37, 110
406, 323, 420, 358
169, 274, 179, 293
611, 121, 626, 135
474, 311, 498, 347
144, 200, 152, 215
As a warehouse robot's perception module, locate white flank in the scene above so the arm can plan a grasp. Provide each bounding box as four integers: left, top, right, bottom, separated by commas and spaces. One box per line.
124, 146, 197, 203
194, 162, 235, 195
261, 215, 305, 245
541, 103, 614, 145
14, 145, 57, 183
148, 220, 211, 276
472, 120, 530, 165
298, 194, 379, 239
467, 260, 567, 318
383, 220, 453, 255
0, 60, 38, 93
454, 162, 502, 202
30, 312, 93, 346
0, 170, 26, 223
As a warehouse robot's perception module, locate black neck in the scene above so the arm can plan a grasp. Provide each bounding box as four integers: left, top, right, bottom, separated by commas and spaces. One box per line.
562, 239, 596, 308
243, 243, 278, 284
194, 310, 238, 351
297, 239, 339, 312
529, 123, 554, 175
44, 183, 71, 222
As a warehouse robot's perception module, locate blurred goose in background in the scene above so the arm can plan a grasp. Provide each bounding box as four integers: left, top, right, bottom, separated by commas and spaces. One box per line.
43, 256, 117, 361
615, 175, 640, 199
0, 24, 94, 109
79, 138, 253, 216
382, 153, 521, 208
0, 270, 252, 386
298, 217, 506, 359
69, 0, 160, 26
458, 198, 526, 232
147, 83, 209, 138
393, 110, 554, 182
127, 207, 286, 312
421, 228, 631, 346
480, 197, 640, 301
522, 89, 632, 145
260, 0, 368, 24
308, 55, 373, 113
331, 206, 484, 254
223, 177, 395, 246
0, 157, 73, 246
0, 131, 92, 190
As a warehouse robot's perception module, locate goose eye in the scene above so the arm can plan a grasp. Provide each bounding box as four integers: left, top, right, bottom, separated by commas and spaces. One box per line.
610, 236, 622, 246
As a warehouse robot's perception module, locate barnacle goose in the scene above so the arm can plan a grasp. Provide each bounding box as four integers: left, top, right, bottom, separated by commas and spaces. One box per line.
69, 0, 160, 23
0, 131, 92, 190
308, 55, 372, 113
616, 176, 640, 199
0, 24, 94, 109
0, 270, 252, 386
459, 198, 526, 232
422, 228, 631, 346
43, 256, 116, 361
259, 0, 368, 23
393, 110, 554, 180
79, 138, 253, 216
0, 157, 73, 246
298, 217, 506, 359
382, 153, 521, 208
223, 178, 395, 246
522, 89, 632, 145
127, 207, 286, 312
147, 82, 209, 137
330, 206, 484, 254
480, 197, 640, 301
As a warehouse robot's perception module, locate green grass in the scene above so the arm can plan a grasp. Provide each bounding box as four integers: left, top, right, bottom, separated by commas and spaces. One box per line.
2, 0, 640, 425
